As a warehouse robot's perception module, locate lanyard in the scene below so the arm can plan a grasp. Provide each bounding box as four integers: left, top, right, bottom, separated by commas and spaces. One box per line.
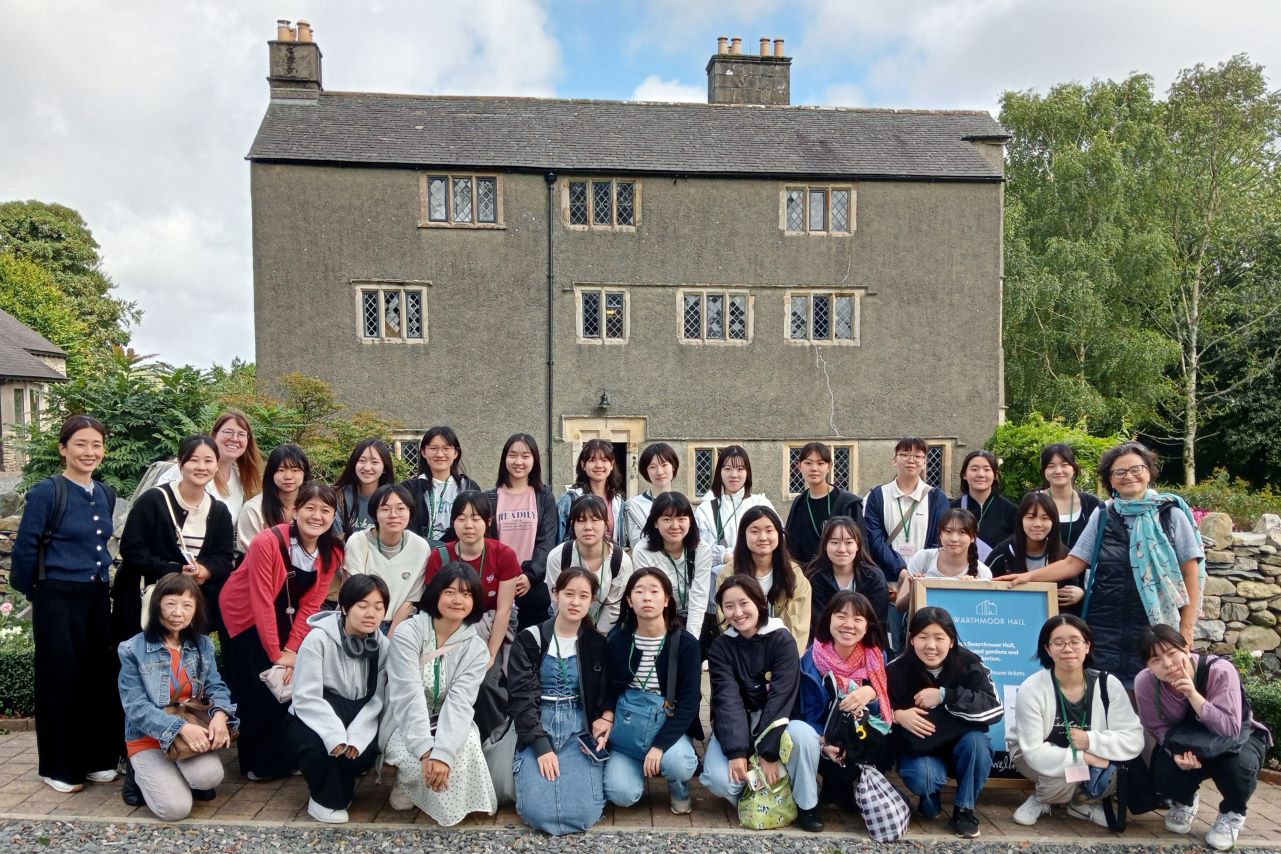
630, 636, 666, 690
896, 496, 917, 542
577, 543, 612, 618
1052, 672, 1089, 760
1063, 490, 1077, 546
715, 495, 741, 546
552, 633, 572, 696
428, 617, 444, 708
458, 542, 487, 579
965, 493, 993, 528
664, 551, 689, 607
807, 490, 832, 537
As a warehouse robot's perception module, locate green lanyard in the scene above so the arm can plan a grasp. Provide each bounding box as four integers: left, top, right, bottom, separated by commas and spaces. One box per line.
896, 496, 916, 542
664, 551, 689, 608
807, 490, 832, 537
577, 543, 612, 620
1052, 672, 1089, 761
428, 617, 444, 708
430, 481, 450, 534
630, 636, 666, 691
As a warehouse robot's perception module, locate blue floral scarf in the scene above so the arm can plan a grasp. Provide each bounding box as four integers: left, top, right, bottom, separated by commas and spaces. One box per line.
1110, 490, 1198, 628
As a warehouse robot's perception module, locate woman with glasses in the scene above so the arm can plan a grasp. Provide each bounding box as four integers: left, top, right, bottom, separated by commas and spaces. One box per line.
342, 484, 430, 633
158, 411, 264, 525
402, 426, 482, 545
1010, 442, 1203, 687
1007, 615, 1142, 828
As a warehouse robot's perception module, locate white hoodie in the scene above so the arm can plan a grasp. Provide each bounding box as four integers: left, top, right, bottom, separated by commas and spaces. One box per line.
290, 610, 389, 754
694, 489, 775, 565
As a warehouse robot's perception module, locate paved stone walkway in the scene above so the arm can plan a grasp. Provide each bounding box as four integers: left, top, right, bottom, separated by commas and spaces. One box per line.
0, 731, 1277, 846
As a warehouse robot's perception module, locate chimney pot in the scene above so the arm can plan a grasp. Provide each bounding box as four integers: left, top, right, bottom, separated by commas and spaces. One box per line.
730, 37, 742, 55
276, 19, 293, 41
774, 38, 785, 57
717, 36, 728, 55
268, 20, 322, 98
296, 20, 313, 43
759, 38, 769, 56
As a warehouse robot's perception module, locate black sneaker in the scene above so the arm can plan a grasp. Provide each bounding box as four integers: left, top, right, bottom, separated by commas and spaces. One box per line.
191, 788, 217, 802
796, 806, 825, 833
950, 807, 981, 838
121, 761, 143, 807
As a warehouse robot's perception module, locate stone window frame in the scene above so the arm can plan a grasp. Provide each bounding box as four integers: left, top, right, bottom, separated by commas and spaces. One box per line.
392, 433, 425, 471
575, 285, 630, 345
678, 288, 753, 346
417, 173, 506, 229
779, 184, 856, 236
783, 441, 859, 499
561, 178, 641, 232
924, 441, 953, 490
354, 280, 430, 344
784, 288, 864, 346
688, 444, 733, 498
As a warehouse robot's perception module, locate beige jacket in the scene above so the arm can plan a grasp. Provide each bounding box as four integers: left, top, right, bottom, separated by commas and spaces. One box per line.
717, 555, 811, 653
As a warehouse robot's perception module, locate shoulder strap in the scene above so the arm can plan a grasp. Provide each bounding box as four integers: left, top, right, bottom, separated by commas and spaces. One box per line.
533, 623, 551, 659
886, 495, 922, 543
435, 544, 451, 569
561, 541, 573, 571
37, 476, 68, 583
269, 524, 291, 566
712, 498, 724, 542
664, 629, 681, 711
1080, 508, 1110, 620
685, 546, 697, 582
1099, 671, 1111, 715
1194, 653, 1213, 696
610, 543, 623, 573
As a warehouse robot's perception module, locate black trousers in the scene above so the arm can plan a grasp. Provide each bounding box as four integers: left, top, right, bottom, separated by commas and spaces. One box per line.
224, 631, 295, 779
1154, 729, 1268, 815
282, 715, 378, 809
33, 579, 121, 783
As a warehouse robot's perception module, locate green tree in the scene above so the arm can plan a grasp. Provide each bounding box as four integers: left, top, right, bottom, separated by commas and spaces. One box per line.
987, 414, 1125, 497
0, 201, 139, 356
0, 252, 90, 366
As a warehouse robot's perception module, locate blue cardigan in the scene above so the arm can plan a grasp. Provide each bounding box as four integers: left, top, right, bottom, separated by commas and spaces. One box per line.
863, 483, 950, 584
11, 476, 116, 595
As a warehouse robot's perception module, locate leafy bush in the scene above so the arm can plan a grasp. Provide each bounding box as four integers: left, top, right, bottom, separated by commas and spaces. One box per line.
1164, 469, 1281, 530
986, 414, 1126, 497
0, 622, 35, 717
1244, 675, 1281, 760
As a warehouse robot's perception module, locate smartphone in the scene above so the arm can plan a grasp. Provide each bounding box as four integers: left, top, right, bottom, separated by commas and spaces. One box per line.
576, 732, 609, 763
745, 768, 765, 791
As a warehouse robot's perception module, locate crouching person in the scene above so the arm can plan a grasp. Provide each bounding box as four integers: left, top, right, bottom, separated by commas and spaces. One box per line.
284, 575, 391, 823
1137, 624, 1273, 851
118, 574, 237, 820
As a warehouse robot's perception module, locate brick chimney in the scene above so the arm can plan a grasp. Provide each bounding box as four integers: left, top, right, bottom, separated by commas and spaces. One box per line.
267, 19, 322, 100
706, 35, 790, 105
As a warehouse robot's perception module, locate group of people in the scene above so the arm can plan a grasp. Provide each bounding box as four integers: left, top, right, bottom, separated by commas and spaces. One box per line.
6, 414, 1268, 849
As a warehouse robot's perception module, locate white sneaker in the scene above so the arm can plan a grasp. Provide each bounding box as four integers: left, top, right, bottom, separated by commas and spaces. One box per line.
387, 786, 414, 811
307, 798, 349, 824
1165, 793, 1199, 835
86, 769, 117, 783
40, 777, 83, 794
1205, 811, 1246, 851
1013, 793, 1050, 826
1066, 802, 1108, 828
671, 796, 692, 815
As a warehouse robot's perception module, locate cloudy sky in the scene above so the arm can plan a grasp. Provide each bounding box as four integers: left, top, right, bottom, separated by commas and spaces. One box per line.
2, 0, 1278, 368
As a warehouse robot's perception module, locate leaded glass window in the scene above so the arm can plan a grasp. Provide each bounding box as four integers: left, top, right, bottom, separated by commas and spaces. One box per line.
681, 291, 750, 342
566, 179, 638, 228
604, 292, 625, 339
451, 177, 472, 223
784, 185, 854, 234
569, 182, 589, 225
787, 292, 859, 343
593, 182, 613, 226
706, 294, 724, 340
360, 287, 427, 342
808, 188, 827, 232
833, 446, 852, 490
581, 291, 601, 338
925, 445, 945, 488
831, 189, 851, 232
683, 294, 701, 339
786, 189, 804, 231
361, 291, 380, 337
427, 178, 447, 222
476, 177, 497, 223
423, 174, 500, 225
728, 295, 748, 340
616, 182, 635, 226
693, 448, 716, 496
406, 292, 424, 339
788, 447, 805, 495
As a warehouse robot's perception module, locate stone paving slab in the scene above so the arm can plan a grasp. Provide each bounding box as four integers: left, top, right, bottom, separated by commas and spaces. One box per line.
0, 731, 1276, 846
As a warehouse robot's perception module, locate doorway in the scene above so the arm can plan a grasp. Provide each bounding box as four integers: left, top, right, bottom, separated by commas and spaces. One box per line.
560, 417, 646, 497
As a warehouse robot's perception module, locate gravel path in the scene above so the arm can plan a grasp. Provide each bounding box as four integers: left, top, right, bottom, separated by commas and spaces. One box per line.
1, 820, 1278, 854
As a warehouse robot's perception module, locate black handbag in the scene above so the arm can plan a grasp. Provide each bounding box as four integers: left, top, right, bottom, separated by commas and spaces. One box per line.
821, 674, 889, 765
1161, 654, 1254, 760
1097, 671, 1160, 832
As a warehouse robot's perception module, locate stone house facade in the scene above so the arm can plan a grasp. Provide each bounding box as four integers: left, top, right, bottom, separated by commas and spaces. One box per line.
0, 309, 66, 474
248, 24, 1009, 500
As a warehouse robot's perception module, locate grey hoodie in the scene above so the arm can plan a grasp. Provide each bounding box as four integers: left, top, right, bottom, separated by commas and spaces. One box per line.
290, 610, 389, 754
380, 612, 489, 768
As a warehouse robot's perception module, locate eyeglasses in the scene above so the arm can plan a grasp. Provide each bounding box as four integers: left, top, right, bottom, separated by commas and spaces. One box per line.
377, 505, 410, 516
1048, 639, 1087, 650
424, 445, 455, 456
1109, 464, 1148, 480
896, 453, 926, 462
217, 429, 248, 441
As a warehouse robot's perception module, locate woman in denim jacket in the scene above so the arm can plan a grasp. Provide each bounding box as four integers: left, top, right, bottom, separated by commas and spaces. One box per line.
118, 573, 237, 820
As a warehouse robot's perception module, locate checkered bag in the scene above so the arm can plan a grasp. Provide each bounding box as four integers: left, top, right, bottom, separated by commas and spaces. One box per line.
854, 764, 910, 841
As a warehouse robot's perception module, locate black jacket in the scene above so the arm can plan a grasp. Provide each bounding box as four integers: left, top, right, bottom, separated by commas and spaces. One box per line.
401, 473, 481, 542
785, 487, 865, 566
706, 620, 800, 762
951, 492, 1019, 555
508, 617, 608, 757
808, 563, 889, 638
886, 646, 1003, 755
113, 483, 235, 641
604, 626, 704, 751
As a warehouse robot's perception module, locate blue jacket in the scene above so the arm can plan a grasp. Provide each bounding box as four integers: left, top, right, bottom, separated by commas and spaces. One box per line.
118, 632, 238, 750
863, 483, 950, 584
11, 476, 115, 595
797, 646, 887, 732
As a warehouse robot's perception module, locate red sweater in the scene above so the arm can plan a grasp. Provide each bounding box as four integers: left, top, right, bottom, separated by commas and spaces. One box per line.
220, 524, 342, 661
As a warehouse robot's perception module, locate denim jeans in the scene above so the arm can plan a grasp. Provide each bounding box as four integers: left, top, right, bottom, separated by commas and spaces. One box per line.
896, 729, 992, 811
603, 734, 698, 805
700, 720, 821, 810
514, 700, 605, 835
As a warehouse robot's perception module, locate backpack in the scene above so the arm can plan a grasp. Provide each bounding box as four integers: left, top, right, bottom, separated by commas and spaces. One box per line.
1097, 671, 1160, 831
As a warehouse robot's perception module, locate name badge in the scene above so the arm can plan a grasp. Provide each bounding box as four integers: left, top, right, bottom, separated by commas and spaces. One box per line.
1064, 754, 1090, 783
895, 543, 918, 558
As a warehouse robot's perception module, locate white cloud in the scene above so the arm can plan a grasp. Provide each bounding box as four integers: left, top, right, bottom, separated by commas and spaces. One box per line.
631, 75, 705, 102
821, 83, 865, 108
0, 0, 562, 368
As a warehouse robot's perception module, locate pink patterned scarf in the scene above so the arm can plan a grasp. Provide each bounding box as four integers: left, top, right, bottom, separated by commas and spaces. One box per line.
811, 640, 893, 725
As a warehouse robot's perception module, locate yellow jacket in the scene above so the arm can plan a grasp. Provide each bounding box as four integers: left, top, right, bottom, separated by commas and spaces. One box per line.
717, 555, 812, 653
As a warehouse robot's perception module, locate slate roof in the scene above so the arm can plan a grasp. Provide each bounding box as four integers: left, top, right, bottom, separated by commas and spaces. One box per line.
0, 308, 67, 382
248, 93, 1008, 181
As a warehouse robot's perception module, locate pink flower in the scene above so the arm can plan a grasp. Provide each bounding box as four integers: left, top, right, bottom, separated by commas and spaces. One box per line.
0, 602, 12, 615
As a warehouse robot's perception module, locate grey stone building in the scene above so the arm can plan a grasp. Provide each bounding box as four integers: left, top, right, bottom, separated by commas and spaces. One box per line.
248, 24, 1008, 502
0, 309, 66, 473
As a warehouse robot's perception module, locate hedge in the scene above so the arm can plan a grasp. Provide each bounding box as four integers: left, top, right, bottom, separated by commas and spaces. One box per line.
0, 624, 34, 718
986, 414, 1124, 498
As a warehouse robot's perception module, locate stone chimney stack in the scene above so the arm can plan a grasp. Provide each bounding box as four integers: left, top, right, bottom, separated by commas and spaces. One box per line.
268, 19, 322, 100
706, 35, 791, 106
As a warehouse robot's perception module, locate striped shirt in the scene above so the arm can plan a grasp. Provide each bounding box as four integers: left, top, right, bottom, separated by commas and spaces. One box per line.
630, 634, 665, 693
